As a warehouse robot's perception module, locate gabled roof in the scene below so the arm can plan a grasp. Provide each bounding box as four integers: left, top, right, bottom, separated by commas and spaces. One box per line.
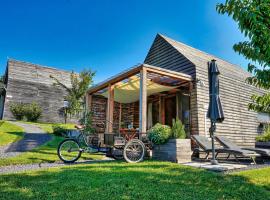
157, 34, 251, 78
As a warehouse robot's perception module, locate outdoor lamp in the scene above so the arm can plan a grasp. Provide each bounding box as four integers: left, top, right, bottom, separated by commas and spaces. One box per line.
63, 100, 69, 108
63, 100, 69, 124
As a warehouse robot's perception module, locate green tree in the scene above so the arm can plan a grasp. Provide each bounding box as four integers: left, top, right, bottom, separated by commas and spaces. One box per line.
50, 69, 95, 116
217, 0, 270, 113
0, 75, 4, 83
79, 111, 95, 134
0, 75, 5, 91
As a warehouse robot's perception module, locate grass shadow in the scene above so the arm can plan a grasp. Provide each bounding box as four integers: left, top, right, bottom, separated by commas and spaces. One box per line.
0, 120, 24, 146
0, 161, 269, 200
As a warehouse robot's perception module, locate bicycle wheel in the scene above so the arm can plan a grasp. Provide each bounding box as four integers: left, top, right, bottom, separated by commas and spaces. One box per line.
57, 139, 82, 163
123, 139, 145, 163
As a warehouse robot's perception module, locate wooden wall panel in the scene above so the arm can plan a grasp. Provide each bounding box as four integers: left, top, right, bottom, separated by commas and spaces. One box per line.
3, 60, 78, 123
144, 34, 196, 78
162, 35, 265, 148
144, 34, 199, 137
145, 34, 266, 147
195, 63, 264, 147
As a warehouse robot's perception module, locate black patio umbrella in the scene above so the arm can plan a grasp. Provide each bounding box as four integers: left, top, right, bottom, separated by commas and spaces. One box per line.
207, 59, 225, 165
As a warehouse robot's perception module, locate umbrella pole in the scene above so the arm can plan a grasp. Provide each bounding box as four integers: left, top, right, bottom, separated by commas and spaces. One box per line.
210, 121, 218, 165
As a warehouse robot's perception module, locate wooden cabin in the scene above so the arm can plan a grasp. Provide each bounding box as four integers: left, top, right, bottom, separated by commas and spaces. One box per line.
86, 34, 264, 148
0, 59, 78, 123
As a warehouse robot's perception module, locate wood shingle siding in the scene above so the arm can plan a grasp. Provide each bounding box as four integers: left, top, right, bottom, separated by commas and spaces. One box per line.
145, 34, 265, 147
144, 34, 199, 138
144, 34, 196, 78
3, 59, 78, 123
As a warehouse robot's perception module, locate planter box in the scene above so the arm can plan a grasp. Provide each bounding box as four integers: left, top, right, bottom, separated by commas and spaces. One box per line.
152, 139, 192, 163
256, 141, 270, 148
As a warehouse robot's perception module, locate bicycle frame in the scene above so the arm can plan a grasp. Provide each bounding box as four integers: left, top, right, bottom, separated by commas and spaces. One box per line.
75, 130, 111, 153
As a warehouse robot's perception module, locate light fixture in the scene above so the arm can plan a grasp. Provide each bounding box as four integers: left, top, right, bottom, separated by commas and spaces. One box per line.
196, 79, 205, 87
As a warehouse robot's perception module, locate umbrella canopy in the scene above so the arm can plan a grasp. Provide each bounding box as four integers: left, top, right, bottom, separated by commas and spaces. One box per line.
207, 60, 224, 123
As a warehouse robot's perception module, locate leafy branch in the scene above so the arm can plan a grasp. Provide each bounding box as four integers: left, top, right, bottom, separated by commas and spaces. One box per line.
217, 0, 270, 113
50, 69, 95, 116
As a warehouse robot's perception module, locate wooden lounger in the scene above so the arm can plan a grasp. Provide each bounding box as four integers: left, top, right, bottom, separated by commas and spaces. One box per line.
214, 136, 261, 164
215, 136, 269, 157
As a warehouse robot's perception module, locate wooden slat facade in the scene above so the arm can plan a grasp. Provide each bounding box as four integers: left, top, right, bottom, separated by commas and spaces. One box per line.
144, 34, 199, 140
144, 34, 265, 147
2, 59, 78, 123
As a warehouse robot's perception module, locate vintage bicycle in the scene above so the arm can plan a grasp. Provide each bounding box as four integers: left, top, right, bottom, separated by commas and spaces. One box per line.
57, 121, 151, 163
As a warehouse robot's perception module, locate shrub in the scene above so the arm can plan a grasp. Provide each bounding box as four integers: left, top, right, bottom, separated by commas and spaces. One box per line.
148, 123, 171, 145
9, 102, 26, 120
256, 125, 270, 142
171, 118, 186, 139
24, 102, 42, 122
52, 125, 68, 136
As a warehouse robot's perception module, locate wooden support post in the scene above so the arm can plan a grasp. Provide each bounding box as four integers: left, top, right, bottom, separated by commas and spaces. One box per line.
139, 68, 147, 134
118, 103, 122, 132
106, 84, 114, 133
189, 82, 193, 137
159, 96, 165, 124
176, 92, 182, 121
85, 93, 92, 111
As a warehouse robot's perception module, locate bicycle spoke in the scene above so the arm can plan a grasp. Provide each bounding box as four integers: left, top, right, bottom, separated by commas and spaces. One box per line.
59, 140, 81, 162
124, 140, 145, 163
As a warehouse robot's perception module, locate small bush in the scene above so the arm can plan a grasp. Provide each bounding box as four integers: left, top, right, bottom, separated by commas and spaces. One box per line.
148, 123, 171, 145
24, 102, 42, 122
52, 125, 68, 136
79, 111, 95, 135
9, 102, 25, 120
171, 118, 186, 139
256, 125, 270, 142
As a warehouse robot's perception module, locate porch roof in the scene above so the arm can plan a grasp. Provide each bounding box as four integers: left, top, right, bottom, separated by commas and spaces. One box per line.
100, 76, 178, 103
87, 64, 192, 95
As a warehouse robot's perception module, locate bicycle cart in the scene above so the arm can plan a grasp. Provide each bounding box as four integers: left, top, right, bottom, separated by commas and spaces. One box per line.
57, 124, 151, 163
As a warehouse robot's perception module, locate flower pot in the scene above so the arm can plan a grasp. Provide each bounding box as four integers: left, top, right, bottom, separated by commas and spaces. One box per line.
152, 139, 192, 163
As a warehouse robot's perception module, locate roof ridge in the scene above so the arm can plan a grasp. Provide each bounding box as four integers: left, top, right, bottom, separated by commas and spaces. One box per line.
8, 58, 76, 74
158, 33, 249, 74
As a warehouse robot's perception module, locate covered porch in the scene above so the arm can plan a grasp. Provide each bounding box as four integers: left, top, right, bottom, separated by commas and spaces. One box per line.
86, 64, 193, 143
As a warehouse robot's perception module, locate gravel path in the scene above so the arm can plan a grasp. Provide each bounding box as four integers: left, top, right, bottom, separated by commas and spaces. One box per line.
0, 121, 52, 158
0, 158, 114, 174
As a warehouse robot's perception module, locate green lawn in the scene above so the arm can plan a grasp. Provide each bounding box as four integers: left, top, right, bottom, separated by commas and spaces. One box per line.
0, 121, 104, 166
0, 121, 24, 146
0, 161, 269, 200
19, 121, 75, 133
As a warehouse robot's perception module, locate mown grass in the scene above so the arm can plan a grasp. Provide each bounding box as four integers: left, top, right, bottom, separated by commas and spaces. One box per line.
0, 161, 269, 200
19, 121, 75, 133
0, 121, 24, 146
0, 121, 104, 166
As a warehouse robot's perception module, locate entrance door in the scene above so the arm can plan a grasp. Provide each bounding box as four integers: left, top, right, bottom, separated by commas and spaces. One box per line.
165, 96, 176, 126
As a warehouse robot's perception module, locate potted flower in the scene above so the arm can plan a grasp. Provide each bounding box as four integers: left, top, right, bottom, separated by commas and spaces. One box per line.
149, 119, 192, 163
256, 125, 270, 148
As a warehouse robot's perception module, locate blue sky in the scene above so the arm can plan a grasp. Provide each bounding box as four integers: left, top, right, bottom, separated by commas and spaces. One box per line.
0, 0, 247, 83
